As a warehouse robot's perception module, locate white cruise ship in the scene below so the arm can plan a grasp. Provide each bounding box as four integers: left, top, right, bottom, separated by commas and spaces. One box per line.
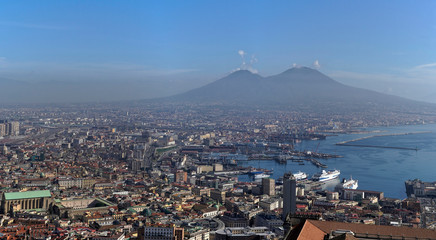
254, 173, 270, 179
312, 170, 340, 182
293, 171, 308, 181
341, 177, 358, 189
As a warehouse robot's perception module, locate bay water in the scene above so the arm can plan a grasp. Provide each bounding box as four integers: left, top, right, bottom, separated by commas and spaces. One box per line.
238, 123, 436, 199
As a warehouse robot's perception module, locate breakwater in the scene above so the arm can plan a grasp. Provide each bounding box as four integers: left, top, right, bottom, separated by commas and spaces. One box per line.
335, 131, 431, 151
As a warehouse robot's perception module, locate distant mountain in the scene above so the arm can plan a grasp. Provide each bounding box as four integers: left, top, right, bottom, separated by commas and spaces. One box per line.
167, 67, 435, 112
169, 70, 264, 104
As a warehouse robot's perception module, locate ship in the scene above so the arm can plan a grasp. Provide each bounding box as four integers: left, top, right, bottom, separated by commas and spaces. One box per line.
312, 169, 340, 182
254, 173, 270, 179
341, 177, 358, 189
248, 168, 264, 175
293, 171, 307, 181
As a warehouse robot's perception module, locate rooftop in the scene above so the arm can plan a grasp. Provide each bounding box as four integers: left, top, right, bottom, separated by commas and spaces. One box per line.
287, 220, 436, 240
4, 190, 51, 200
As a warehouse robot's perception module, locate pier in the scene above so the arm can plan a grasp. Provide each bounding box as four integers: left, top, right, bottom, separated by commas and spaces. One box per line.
335, 131, 430, 151
214, 170, 241, 176
306, 158, 328, 168
298, 179, 326, 191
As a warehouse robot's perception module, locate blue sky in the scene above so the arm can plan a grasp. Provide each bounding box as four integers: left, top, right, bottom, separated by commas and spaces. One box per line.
1, 1, 436, 103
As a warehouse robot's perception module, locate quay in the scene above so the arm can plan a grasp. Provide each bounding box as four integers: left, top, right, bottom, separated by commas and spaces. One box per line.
246, 151, 342, 162
298, 179, 326, 191
214, 170, 242, 176
306, 158, 327, 168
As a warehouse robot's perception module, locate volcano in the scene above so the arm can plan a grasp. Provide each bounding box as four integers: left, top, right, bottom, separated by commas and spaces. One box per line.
166, 67, 434, 112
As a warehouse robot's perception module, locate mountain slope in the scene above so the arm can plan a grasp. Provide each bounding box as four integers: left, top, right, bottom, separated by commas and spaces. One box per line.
168, 70, 265, 104
167, 67, 434, 112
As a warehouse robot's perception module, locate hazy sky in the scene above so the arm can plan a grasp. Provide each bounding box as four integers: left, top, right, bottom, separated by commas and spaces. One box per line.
1, 1, 436, 103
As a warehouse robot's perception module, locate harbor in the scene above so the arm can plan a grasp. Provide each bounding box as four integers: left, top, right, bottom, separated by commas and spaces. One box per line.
236, 124, 436, 199
201, 125, 436, 199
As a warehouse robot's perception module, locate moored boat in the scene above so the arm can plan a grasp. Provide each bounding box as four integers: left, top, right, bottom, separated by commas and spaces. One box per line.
276, 177, 284, 185
254, 173, 270, 179
293, 171, 307, 181
312, 169, 340, 182
341, 176, 358, 189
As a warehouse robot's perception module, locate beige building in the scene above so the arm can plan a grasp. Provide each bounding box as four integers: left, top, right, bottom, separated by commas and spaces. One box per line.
192, 187, 210, 197
58, 178, 96, 189
52, 197, 116, 219
138, 226, 184, 240
9, 121, 19, 136
0, 123, 6, 137
197, 165, 214, 173
262, 178, 275, 196
210, 189, 226, 203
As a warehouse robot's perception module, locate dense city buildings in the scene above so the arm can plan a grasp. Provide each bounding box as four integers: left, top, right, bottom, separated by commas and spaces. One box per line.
0, 103, 435, 239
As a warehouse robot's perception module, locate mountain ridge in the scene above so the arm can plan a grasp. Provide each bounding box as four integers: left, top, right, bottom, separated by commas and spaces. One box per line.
165, 67, 435, 112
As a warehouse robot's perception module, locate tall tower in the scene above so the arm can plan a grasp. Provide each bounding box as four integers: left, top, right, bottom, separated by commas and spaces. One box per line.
9, 121, 19, 136
0, 123, 6, 137
282, 172, 296, 220
262, 178, 275, 196
2, 145, 7, 155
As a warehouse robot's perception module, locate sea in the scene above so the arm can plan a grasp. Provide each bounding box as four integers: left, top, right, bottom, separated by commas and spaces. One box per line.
238, 123, 436, 199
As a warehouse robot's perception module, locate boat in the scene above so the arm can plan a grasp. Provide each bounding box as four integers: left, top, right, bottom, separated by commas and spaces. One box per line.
228, 159, 237, 166
312, 169, 340, 182
248, 169, 264, 175
293, 171, 307, 180
341, 177, 358, 189
254, 173, 270, 179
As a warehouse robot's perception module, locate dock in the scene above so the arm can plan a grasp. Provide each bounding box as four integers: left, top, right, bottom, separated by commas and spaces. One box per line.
298, 179, 325, 191
306, 158, 327, 168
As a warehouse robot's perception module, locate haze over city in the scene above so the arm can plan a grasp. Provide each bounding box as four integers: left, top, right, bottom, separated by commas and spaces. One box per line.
2, 1, 436, 240
1, 1, 436, 103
